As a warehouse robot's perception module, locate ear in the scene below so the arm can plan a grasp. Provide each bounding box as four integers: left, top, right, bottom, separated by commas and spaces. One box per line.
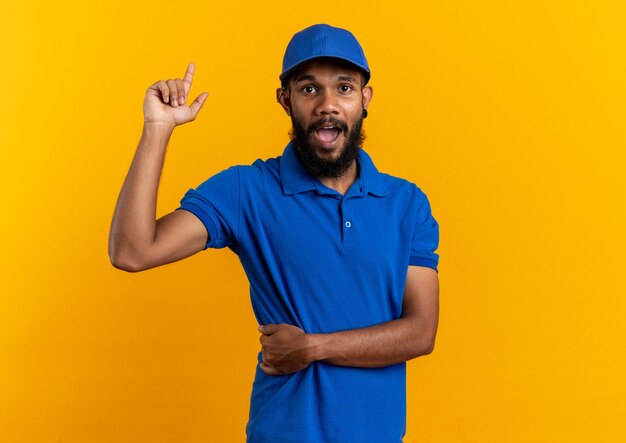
362, 85, 373, 111
276, 87, 292, 116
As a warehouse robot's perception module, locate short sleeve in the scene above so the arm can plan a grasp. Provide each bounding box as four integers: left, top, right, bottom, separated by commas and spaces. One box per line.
175, 165, 240, 250
408, 187, 440, 272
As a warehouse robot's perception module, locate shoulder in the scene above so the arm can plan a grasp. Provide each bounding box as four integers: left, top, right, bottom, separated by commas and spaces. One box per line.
230, 152, 282, 187
377, 171, 431, 203
240, 153, 280, 175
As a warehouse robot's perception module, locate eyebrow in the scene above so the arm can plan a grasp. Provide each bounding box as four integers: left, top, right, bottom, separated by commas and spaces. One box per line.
294, 74, 359, 84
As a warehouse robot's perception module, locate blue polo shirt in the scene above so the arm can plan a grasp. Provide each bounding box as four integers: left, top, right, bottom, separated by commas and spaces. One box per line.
176, 141, 440, 443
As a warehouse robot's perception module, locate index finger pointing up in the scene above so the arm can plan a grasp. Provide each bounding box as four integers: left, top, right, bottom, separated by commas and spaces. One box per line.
184, 62, 195, 84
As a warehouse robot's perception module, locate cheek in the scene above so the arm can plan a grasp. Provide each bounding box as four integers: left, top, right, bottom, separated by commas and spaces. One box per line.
292, 114, 313, 134
346, 109, 362, 127
344, 101, 363, 119
291, 107, 310, 125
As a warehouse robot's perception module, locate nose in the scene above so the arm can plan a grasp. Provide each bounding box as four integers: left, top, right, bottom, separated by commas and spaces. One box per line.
314, 89, 340, 116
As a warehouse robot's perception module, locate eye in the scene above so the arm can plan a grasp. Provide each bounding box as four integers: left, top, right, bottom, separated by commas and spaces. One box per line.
339, 84, 353, 93
301, 85, 317, 94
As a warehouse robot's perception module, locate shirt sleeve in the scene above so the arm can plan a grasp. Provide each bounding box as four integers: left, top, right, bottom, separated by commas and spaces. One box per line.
175, 165, 240, 250
408, 187, 440, 272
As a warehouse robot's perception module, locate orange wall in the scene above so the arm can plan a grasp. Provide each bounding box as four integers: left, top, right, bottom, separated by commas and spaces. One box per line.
1, 1, 625, 442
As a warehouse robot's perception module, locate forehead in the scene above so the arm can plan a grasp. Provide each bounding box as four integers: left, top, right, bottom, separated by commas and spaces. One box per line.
290, 57, 362, 82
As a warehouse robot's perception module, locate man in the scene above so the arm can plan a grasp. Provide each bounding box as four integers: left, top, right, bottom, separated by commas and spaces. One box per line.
109, 23, 440, 443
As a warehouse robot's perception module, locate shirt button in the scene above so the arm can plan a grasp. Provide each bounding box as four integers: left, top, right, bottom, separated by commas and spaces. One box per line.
345, 221, 352, 228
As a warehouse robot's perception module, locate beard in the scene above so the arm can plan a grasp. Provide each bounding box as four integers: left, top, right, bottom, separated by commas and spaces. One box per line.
289, 109, 367, 179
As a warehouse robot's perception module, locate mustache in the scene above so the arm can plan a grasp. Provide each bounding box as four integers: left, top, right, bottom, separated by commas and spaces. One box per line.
308, 117, 348, 134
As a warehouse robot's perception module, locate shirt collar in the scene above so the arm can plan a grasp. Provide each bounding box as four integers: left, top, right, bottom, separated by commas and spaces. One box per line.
279, 140, 389, 197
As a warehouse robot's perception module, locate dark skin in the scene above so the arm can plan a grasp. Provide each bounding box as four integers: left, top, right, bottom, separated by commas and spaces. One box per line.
259, 265, 439, 375
109, 60, 438, 374
276, 58, 373, 195
259, 59, 440, 375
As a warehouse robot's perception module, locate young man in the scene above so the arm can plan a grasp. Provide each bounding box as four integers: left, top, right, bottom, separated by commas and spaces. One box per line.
109, 23, 440, 443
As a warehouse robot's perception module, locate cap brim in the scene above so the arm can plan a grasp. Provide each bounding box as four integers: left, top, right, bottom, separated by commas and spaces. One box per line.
280, 55, 370, 85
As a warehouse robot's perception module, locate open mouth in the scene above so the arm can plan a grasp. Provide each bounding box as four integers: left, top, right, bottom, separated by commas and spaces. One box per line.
314, 127, 342, 145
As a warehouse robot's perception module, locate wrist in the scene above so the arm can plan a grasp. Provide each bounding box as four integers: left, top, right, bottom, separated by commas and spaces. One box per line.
307, 333, 332, 362
143, 120, 175, 134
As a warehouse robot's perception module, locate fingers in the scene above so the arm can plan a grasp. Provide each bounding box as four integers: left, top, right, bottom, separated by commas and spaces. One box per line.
188, 92, 209, 118
175, 78, 186, 105
183, 62, 195, 95
155, 80, 169, 103
260, 361, 281, 375
183, 62, 195, 83
163, 79, 188, 106
162, 78, 190, 107
153, 62, 197, 107
151, 63, 207, 119
164, 79, 177, 106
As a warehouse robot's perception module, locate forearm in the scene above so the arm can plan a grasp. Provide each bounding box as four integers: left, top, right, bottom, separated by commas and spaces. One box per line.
108, 122, 174, 268
309, 316, 434, 368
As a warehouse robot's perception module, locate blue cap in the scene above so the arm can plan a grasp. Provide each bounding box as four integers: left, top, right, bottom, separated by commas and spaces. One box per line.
279, 24, 370, 87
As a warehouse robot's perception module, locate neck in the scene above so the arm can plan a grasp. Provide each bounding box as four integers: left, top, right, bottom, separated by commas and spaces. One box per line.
318, 159, 359, 196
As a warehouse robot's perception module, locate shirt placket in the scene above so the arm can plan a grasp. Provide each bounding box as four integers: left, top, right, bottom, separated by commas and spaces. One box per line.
340, 181, 366, 250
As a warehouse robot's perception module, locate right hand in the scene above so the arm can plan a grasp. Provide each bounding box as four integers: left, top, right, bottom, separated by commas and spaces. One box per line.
143, 62, 209, 128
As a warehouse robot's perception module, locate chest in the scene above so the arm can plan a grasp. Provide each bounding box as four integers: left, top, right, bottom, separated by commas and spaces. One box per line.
245, 192, 413, 275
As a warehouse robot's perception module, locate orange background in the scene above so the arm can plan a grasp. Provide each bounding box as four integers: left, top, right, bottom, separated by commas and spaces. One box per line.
1, 1, 625, 442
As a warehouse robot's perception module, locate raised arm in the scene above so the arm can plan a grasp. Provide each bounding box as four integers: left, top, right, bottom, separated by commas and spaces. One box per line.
108, 62, 210, 272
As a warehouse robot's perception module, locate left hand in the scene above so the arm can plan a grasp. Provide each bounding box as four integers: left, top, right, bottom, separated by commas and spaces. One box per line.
258, 324, 317, 375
